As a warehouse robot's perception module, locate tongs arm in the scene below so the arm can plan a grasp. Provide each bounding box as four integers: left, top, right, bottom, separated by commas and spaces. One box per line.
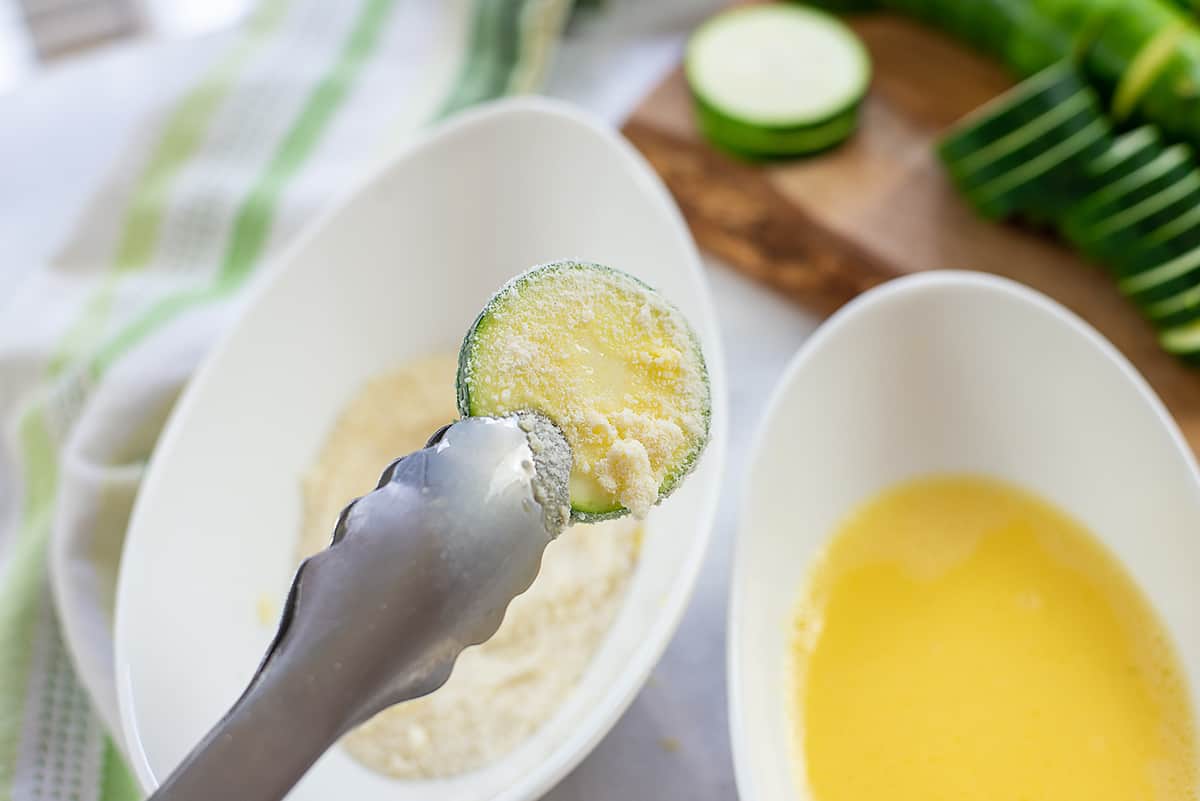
146, 414, 571, 801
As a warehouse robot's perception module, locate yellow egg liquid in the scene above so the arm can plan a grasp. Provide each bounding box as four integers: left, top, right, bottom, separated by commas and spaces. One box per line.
795, 475, 1197, 801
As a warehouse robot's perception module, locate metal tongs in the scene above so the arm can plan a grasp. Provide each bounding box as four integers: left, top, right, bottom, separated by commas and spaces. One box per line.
147, 413, 572, 800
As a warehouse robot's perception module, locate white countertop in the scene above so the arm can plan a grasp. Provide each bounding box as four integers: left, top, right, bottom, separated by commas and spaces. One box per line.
0, 4, 822, 796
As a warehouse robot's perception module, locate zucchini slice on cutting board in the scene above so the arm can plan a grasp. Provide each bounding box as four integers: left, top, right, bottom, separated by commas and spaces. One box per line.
1161, 318, 1200, 365
1142, 281, 1200, 329
457, 262, 712, 521
685, 3, 871, 158
1072, 168, 1200, 260
925, 6, 1200, 366
1120, 242, 1200, 304
1062, 144, 1195, 242
939, 63, 1089, 164
1114, 197, 1200, 296
1053, 125, 1164, 213
964, 116, 1112, 219
938, 63, 1113, 219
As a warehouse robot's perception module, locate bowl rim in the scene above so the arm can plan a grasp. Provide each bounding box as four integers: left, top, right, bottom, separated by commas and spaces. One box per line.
113, 95, 729, 797
725, 269, 1200, 801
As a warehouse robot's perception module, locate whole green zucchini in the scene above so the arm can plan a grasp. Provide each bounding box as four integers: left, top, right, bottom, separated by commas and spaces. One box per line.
802, 0, 1200, 151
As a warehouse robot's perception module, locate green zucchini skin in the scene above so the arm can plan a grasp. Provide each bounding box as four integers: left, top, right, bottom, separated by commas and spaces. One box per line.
1144, 285, 1200, 329
692, 94, 862, 160
1161, 319, 1200, 363
939, 67, 1113, 221
802, 0, 881, 11
949, 98, 1099, 191
456, 260, 712, 523
964, 0, 1078, 77
938, 63, 1123, 219
877, 0, 1200, 153
890, 0, 1077, 76
939, 64, 1085, 163
970, 119, 1112, 219
1078, 0, 1168, 98
1048, 125, 1164, 218
1068, 145, 1193, 216
1061, 145, 1196, 245
1073, 172, 1200, 260
1162, 0, 1200, 15
1081, 0, 1200, 140
1120, 245, 1200, 303
1113, 203, 1200, 279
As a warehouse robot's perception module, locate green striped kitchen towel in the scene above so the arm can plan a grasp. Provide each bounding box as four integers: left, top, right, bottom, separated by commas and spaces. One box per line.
0, 1, 571, 797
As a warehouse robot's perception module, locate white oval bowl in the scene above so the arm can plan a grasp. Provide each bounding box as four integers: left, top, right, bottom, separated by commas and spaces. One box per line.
114, 97, 727, 800
729, 271, 1200, 801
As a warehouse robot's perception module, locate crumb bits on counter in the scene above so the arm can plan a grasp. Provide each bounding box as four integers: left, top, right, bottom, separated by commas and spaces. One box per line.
659, 737, 682, 754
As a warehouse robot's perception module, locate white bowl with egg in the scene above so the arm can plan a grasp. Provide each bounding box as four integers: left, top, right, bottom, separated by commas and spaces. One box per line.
728, 271, 1200, 800
114, 97, 726, 800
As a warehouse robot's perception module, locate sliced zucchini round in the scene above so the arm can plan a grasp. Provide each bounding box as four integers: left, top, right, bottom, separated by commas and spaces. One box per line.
1119, 243, 1200, 304
1075, 124, 1156, 187
938, 63, 1113, 219
457, 261, 712, 521
1062, 125, 1164, 201
1117, 236, 1200, 285
1140, 198, 1200, 252
1113, 201, 1200, 278
685, 4, 871, 158
1062, 144, 1194, 241
947, 91, 1098, 190
1141, 280, 1200, 329
966, 116, 1113, 219
1073, 171, 1200, 260
945, 86, 1088, 173
939, 63, 1087, 164
1160, 318, 1200, 365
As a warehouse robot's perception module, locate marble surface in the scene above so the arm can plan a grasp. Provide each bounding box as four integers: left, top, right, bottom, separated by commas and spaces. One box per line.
0, 3, 823, 796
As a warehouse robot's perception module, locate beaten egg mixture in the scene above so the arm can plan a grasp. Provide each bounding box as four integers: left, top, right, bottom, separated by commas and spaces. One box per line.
793, 475, 1196, 801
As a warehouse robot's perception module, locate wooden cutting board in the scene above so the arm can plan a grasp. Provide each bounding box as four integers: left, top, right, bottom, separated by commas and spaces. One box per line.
621, 12, 1200, 449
